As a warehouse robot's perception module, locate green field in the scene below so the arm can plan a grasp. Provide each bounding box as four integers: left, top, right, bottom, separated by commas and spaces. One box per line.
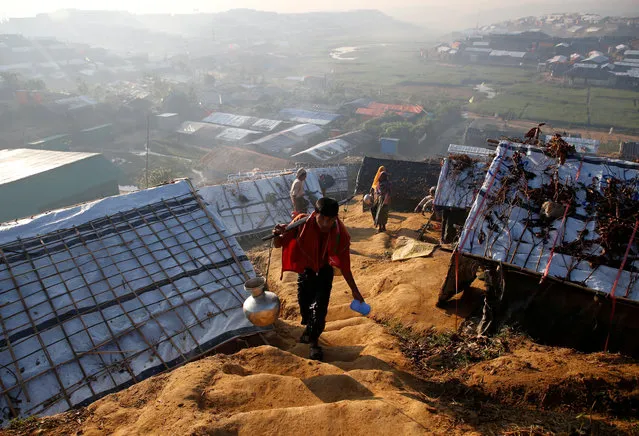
470, 83, 639, 130
292, 40, 639, 132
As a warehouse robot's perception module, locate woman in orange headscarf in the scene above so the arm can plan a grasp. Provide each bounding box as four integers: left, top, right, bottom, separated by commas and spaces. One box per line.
370, 166, 385, 193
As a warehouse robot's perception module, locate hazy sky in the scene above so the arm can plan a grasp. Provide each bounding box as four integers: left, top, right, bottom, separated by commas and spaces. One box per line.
4, 0, 483, 18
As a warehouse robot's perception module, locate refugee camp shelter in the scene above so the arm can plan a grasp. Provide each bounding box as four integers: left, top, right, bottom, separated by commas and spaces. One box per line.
449, 141, 639, 356
199, 168, 350, 238
199, 167, 349, 239
355, 156, 441, 211
434, 145, 494, 243
291, 131, 373, 162
306, 167, 350, 201
249, 124, 324, 156
0, 180, 263, 422
0, 149, 119, 223
202, 112, 282, 132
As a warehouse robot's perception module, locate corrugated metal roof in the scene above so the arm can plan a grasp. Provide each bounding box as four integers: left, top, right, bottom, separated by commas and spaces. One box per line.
278, 108, 341, 126
489, 50, 527, 58
573, 63, 600, 69
465, 47, 492, 53
614, 61, 639, 68
584, 54, 609, 64
0, 149, 100, 185
250, 124, 323, 153
216, 127, 259, 142
202, 112, 281, 132
292, 139, 353, 161
177, 122, 258, 143
27, 134, 70, 146
448, 144, 494, 157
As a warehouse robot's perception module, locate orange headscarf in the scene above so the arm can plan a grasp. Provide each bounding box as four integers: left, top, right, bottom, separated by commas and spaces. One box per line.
371, 166, 386, 191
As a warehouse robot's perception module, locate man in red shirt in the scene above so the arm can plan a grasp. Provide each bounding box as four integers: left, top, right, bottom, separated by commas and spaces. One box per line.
273, 197, 365, 361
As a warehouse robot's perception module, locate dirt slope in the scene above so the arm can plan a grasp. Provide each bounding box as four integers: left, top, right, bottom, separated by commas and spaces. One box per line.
3, 203, 638, 435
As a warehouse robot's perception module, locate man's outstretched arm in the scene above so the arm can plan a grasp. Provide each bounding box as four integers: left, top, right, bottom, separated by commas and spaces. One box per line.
342, 269, 365, 302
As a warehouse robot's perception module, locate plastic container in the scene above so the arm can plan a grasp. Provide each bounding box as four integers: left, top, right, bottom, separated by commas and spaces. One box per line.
350, 300, 371, 316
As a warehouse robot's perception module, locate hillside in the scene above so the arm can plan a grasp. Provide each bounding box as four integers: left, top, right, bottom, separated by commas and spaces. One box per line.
2, 204, 638, 435
0, 9, 417, 55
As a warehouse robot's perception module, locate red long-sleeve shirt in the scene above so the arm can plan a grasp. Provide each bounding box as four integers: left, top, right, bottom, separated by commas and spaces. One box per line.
279, 212, 352, 278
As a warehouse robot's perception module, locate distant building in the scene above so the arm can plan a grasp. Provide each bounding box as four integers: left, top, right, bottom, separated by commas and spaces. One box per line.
176, 121, 261, 146
202, 112, 283, 132
292, 130, 374, 162
27, 134, 71, 151
249, 123, 324, 155
565, 64, 614, 87
278, 108, 342, 126
380, 138, 399, 155
156, 113, 180, 131
620, 142, 639, 160
0, 149, 119, 222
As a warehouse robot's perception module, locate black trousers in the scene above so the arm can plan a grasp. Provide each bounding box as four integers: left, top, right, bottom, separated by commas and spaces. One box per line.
298, 265, 334, 342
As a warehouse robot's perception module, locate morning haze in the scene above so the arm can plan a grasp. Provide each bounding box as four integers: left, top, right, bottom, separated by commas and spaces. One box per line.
0, 0, 639, 434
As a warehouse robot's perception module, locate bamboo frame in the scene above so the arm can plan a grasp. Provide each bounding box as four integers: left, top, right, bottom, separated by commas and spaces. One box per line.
0, 186, 258, 420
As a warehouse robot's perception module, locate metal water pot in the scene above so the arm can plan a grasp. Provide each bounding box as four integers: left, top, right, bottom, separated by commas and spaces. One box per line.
243, 276, 281, 327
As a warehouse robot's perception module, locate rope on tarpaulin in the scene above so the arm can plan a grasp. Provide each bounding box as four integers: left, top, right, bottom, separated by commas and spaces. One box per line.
604, 219, 639, 352
453, 150, 505, 331
540, 158, 584, 284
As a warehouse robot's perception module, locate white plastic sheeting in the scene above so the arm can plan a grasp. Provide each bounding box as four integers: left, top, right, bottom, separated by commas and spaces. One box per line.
306, 166, 350, 201
458, 141, 639, 302
447, 144, 494, 157
544, 135, 599, 154
200, 167, 349, 237
434, 158, 490, 209
292, 139, 353, 161
0, 180, 261, 424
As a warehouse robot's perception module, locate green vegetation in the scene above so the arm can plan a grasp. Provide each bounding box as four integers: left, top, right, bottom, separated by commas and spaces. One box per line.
470, 83, 639, 130
589, 88, 639, 129
292, 41, 639, 133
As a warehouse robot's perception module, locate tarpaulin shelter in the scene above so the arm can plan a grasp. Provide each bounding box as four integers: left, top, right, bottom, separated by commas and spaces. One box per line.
0, 180, 263, 424
434, 145, 494, 243
200, 167, 349, 239
443, 141, 639, 356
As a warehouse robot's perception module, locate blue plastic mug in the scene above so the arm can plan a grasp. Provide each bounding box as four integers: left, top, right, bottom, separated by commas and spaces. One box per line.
350, 300, 371, 316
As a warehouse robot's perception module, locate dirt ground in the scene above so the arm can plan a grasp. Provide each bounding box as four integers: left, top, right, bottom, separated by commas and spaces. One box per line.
3, 202, 638, 435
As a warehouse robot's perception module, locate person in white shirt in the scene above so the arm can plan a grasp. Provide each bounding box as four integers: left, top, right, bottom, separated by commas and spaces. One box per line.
415, 186, 436, 214
290, 168, 308, 214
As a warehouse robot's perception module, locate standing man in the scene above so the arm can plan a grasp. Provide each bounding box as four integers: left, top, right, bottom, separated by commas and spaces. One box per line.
273, 197, 366, 361
290, 168, 308, 215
